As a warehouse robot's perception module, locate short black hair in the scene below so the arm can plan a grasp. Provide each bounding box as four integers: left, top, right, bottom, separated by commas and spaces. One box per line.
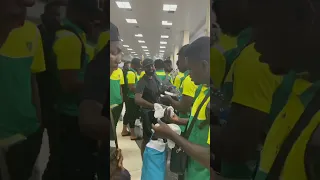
45, 1, 64, 12
164, 59, 172, 64
154, 59, 164, 69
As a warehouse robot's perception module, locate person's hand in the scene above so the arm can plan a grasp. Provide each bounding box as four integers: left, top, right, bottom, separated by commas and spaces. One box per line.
152, 119, 175, 139
163, 108, 179, 123
160, 95, 173, 105
116, 148, 124, 170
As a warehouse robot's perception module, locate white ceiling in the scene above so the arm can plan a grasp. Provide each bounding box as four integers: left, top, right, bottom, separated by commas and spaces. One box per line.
111, 0, 208, 61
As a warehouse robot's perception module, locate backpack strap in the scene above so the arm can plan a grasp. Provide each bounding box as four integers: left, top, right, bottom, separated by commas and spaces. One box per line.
267, 89, 320, 180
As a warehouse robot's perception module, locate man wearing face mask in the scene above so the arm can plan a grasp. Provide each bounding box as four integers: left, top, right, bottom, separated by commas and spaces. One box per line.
135, 59, 162, 157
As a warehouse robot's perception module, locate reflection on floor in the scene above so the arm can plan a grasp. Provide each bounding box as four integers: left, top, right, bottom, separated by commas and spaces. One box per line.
116, 121, 142, 180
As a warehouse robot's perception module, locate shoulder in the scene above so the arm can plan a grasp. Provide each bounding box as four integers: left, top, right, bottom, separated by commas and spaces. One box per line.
55, 29, 81, 45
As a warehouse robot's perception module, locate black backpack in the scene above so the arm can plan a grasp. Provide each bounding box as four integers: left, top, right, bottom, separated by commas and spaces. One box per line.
37, 25, 86, 117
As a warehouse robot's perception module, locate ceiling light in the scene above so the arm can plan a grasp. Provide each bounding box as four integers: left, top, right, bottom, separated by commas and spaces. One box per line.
159, 50, 165, 52
121, 39, 123, 41
162, 21, 172, 26
145, 52, 150, 54
127, 48, 132, 50
123, 45, 129, 47
161, 35, 169, 38
115, 1, 132, 9
134, 54, 138, 55
160, 41, 167, 44
160, 46, 166, 49
135, 34, 143, 37
131, 52, 136, 53
138, 40, 145, 43
126, 19, 137, 24
143, 50, 149, 52
141, 46, 147, 48
163, 4, 177, 12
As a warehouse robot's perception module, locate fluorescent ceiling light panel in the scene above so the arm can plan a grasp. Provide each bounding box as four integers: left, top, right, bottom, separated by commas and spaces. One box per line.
141, 46, 147, 48
160, 41, 167, 44
162, 21, 172, 26
135, 34, 143, 37
134, 54, 138, 55
126, 19, 137, 23
138, 40, 145, 43
159, 50, 165, 52
127, 48, 132, 50
123, 45, 129, 47
161, 35, 169, 38
131, 52, 136, 53
143, 50, 149, 52
163, 4, 177, 11
121, 39, 123, 41
115, 1, 131, 9
160, 46, 166, 49
145, 52, 150, 54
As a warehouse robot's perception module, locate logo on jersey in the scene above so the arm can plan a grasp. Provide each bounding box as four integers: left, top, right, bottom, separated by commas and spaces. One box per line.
26, 42, 32, 52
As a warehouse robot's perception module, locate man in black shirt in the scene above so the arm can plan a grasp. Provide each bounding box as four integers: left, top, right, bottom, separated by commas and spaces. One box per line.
135, 58, 162, 157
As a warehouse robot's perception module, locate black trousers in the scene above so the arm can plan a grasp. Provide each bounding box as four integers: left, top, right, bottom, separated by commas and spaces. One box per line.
0, 128, 43, 180
58, 114, 98, 180
123, 98, 140, 128
140, 109, 157, 141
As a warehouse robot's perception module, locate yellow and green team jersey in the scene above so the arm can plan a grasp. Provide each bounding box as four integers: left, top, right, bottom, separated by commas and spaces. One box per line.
210, 47, 226, 88
156, 69, 173, 83
96, 30, 110, 53
224, 43, 282, 113
126, 69, 139, 98
186, 85, 210, 180
256, 79, 320, 180
53, 19, 91, 116
0, 21, 45, 138
139, 71, 145, 79
110, 68, 124, 105
86, 43, 95, 61
219, 34, 237, 51
173, 72, 184, 89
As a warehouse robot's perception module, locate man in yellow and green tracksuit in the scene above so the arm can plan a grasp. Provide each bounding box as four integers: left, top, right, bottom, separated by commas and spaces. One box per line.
249, 1, 320, 179
0, 17, 45, 180
52, 0, 101, 179
154, 37, 211, 180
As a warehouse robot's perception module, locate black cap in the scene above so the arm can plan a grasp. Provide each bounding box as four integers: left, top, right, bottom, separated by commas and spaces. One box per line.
142, 59, 154, 67
131, 58, 142, 67
110, 22, 120, 41
68, 0, 101, 13
185, 36, 210, 61
177, 44, 189, 56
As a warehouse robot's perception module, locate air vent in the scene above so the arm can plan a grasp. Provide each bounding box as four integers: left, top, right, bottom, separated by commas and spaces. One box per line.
135, 25, 140, 28
125, 9, 133, 12
165, 27, 171, 30
167, 11, 175, 14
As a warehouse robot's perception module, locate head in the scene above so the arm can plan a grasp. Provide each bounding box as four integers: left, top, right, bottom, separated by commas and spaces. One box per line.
123, 61, 131, 71
251, 0, 320, 77
131, 58, 142, 71
110, 22, 122, 69
66, 0, 101, 33
154, 59, 164, 70
41, 2, 63, 30
142, 59, 156, 76
185, 37, 210, 85
177, 44, 189, 72
0, 0, 35, 32
213, 0, 250, 37
164, 60, 173, 73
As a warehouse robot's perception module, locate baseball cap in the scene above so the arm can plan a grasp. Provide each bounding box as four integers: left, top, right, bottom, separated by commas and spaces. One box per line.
185, 36, 210, 61
131, 58, 142, 68
110, 22, 120, 41
177, 44, 189, 56
143, 59, 154, 67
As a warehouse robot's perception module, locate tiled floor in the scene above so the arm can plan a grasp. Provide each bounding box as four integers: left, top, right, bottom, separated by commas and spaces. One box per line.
116, 122, 142, 180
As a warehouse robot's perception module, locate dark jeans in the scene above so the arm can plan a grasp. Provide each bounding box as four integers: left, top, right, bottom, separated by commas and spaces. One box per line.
0, 128, 43, 180
58, 114, 98, 180
112, 103, 124, 126
140, 109, 157, 141
123, 98, 140, 128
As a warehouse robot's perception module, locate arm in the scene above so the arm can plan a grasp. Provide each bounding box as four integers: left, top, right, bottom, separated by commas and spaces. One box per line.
31, 74, 42, 123
54, 35, 84, 93
79, 45, 109, 141
127, 71, 137, 92
135, 93, 154, 109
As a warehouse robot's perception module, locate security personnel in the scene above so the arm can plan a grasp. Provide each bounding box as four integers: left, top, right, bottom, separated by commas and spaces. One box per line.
0, 1, 45, 179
